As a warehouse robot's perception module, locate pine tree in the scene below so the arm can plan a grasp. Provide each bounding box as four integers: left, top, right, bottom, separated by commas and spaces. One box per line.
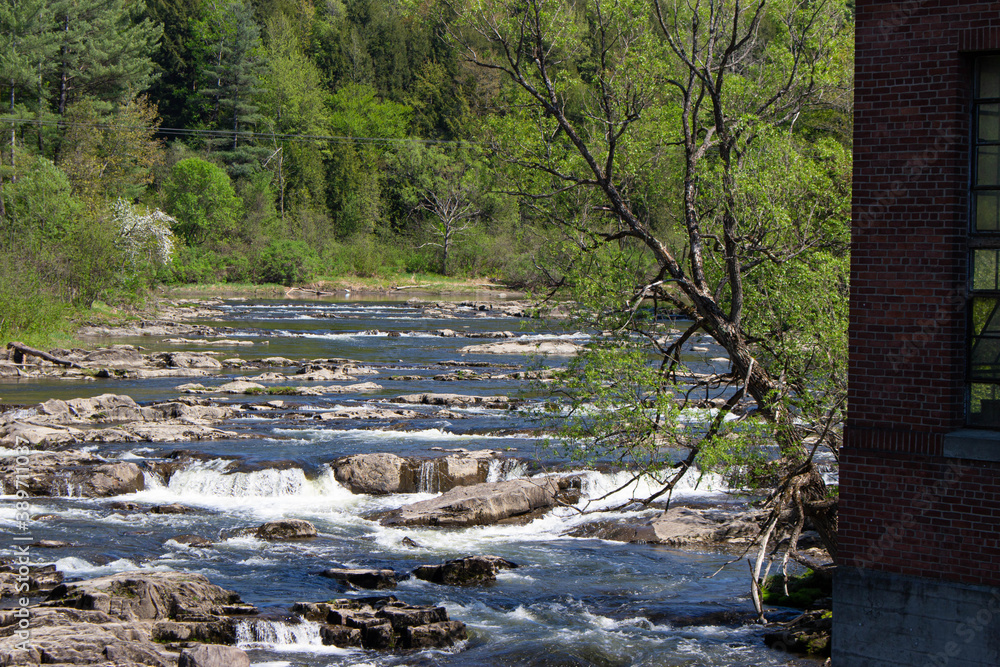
50, 0, 162, 116
199, 0, 269, 178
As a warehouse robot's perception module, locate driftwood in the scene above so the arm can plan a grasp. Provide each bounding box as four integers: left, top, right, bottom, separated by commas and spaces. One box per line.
6, 342, 82, 368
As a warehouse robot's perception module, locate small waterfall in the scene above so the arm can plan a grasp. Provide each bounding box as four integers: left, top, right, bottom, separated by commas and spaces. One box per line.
487, 458, 525, 483
418, 459, 438, 493
168, 462, 307, 497
235, 618, 323, 647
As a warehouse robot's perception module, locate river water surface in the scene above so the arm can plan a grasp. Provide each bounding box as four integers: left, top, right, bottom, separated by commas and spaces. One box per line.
1, 298, 816, 666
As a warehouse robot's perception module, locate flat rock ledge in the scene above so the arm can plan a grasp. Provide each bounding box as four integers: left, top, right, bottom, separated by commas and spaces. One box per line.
457, 340, 586, 356
0, 572, 257, 667
380, 477, 570, 527
1, 394, 238, 448
566, 506, 763, 547
290, 596, 466, 650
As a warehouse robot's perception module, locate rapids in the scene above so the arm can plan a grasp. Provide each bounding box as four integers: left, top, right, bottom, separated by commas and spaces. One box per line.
0, 297, 819, 666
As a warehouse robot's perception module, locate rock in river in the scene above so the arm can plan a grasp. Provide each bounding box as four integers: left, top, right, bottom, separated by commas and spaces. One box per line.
255, 519, 318, 540
331, 450, 511, 495
320, 568, 398, 590
412, 555, 518, 586
380, 477, 563, 527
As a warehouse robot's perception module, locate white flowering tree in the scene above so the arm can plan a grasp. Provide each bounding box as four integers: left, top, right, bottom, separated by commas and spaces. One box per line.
111, 198, 176, 277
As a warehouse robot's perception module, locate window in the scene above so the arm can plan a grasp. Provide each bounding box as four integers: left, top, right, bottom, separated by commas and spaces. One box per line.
970, 55, 1000, 426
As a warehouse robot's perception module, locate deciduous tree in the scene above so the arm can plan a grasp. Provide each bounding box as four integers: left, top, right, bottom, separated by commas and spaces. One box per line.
450, 0, 852, 581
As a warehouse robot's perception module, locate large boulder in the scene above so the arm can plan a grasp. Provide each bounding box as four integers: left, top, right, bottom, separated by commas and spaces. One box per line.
290, 596, 465, 650
332, 453, 414, 495
332, 451, 514, 495
0, 452, 144, 497
458, 340, 585, 356
79, 345, 149, 369
380, 477, 562, 527
392, 393, 513, 409
154, 352, 223, 369
39, 394, 143, 422
320, 568, 397, 590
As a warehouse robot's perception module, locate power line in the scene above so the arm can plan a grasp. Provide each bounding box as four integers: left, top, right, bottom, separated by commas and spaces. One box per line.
0, 116, 469, 146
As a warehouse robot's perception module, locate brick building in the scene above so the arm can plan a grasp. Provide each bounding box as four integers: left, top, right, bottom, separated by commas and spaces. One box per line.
838, 2, 1000, 664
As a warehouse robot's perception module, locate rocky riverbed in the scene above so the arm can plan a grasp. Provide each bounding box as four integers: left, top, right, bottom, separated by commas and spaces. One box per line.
0, 296, 831, 666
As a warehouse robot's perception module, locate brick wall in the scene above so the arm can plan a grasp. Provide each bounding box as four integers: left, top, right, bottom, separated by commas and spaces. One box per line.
846, 0, 1000, 586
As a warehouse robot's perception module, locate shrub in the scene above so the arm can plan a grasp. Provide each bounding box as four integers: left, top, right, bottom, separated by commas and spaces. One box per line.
258, 240, 319, 285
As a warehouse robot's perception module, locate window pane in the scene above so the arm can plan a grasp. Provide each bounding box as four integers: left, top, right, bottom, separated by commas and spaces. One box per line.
976, 192, 1000, 231
978, 145, 1000, 186
978, 56, 1000, 99
970, 383, 1000, 427
980, 103, 1000, 142
971, 297, 1000, 381
974, 249, 1000, 290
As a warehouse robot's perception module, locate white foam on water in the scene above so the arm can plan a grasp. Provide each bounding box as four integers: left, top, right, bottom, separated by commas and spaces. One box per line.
54, 557, 173, 577
131, 461, 360, 517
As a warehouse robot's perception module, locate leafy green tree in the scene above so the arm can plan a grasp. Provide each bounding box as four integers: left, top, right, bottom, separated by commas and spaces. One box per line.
0, 155, 80, 252
145, 0, 205, 128
262, 12, 331, 216
325, 83, 411, 237
162, 157, 241, 246
390, 143, 486, 274
451, 0, 852, 579
58, 95, 165, 209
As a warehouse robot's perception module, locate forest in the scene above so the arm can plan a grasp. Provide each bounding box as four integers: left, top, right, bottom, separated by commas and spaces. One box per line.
0, 0, 853, 351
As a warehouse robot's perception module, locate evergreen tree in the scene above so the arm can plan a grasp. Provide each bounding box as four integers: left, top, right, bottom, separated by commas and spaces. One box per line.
145, 0, 204, 129
199, 0, 269, 178
50, 0, 162, 116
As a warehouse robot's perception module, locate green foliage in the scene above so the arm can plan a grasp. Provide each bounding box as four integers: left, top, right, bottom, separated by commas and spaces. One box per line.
1, 155, 80, 248
0, 256, 70, 343
553, 339, 682, 474
258, 239, 319, 285
163, 158, 242, 246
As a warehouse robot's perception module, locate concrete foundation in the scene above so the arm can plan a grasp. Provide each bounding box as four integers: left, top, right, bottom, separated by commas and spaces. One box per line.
834, 566, 1000, 666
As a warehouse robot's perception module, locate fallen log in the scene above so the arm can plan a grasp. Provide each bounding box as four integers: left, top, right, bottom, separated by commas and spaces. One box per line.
7, 342, 82, 368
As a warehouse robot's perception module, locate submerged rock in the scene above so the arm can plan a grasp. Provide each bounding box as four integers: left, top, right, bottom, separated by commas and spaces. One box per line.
412, 555, 518, 586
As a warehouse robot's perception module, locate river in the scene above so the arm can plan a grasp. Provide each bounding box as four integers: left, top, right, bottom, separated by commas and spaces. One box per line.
0, 297, 818, 666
